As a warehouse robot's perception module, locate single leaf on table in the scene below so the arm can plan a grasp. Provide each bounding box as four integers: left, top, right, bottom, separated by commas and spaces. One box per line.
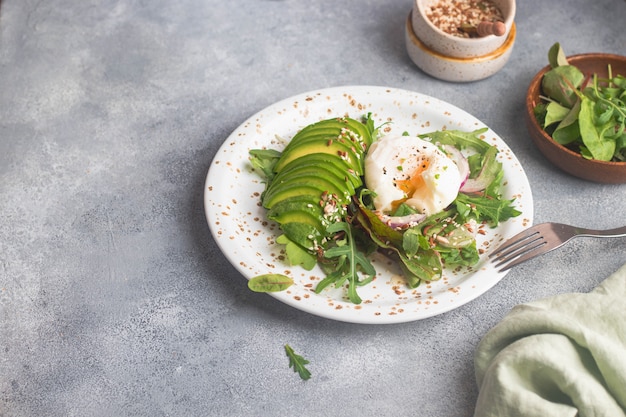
284, 344, 311, 380
248, 274, 294, 292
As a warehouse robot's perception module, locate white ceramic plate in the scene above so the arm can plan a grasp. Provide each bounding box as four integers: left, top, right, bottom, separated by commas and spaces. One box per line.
204, 86, 533, 324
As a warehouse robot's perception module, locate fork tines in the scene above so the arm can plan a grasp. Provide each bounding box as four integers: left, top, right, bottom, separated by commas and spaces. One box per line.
489, 228, 547, 271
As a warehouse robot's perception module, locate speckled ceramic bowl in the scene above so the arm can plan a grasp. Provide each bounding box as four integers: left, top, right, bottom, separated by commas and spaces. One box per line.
412, 0, 515, 59
405, 11, 515, 82
525, 53, 626, 184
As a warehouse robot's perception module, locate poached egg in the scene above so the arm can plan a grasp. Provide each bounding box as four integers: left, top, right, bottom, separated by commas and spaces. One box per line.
364, 135, 462, 216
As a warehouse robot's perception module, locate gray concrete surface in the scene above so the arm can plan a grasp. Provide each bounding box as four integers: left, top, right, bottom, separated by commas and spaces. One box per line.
1, 0, 625, 416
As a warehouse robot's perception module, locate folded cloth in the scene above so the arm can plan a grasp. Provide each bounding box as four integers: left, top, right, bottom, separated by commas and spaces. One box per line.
473, 262, 626, 417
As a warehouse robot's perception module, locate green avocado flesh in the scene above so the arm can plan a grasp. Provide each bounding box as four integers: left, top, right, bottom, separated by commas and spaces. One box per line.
273, 139, 364, 175
275, 153, 362, 189
263, 176, 349, 209
283, 118, 372, 148
263, 117, 372, 253
268, 164, 357, 197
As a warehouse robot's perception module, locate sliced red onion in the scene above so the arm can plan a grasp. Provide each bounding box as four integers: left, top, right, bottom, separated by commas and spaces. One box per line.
461, 177, 489, 193
379, 213, 427, 229
443, 145, 470, 188
460, 161, 492, 193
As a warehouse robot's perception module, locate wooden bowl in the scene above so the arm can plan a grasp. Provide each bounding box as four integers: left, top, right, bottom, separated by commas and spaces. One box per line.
525, 53, 626, 183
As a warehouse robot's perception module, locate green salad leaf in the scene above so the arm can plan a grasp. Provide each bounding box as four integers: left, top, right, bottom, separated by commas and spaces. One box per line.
284, 344, 311, 381
276, 234, 317, 270
534, 42, 626, 162
249, 148, 281, 180
315, 221, 376, 305
248, 274, 294, 292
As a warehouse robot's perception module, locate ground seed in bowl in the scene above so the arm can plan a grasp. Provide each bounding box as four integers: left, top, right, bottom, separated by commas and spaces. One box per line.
425, 0, 504, 38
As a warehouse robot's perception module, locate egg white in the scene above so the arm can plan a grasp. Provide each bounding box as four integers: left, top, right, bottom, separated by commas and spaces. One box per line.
364, 135, 462, 216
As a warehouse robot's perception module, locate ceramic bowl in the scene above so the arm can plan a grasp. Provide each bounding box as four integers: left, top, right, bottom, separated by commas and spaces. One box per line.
525, 53, 626, 184
405, 11, 515, 82
412, 0, 515, 58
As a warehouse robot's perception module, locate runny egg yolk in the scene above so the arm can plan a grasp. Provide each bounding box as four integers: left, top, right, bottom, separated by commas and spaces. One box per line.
364, 135, 462, 216
395, 158, 430, 201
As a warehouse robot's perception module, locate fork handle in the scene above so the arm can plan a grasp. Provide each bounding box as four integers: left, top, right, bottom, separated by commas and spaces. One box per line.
578, 225, 626, 238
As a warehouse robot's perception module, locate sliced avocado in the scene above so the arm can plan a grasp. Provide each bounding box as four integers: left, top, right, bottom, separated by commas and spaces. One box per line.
260, 116, 376, 251
273, 139, 364, 175
270, 163, 357, 196
284, 123, 369, 154
275, 154, 362, 190
288, 153, 363, 187
288, 125, 366, 148
271, 170, 355, 198
267, 195, 323, 218
269, 209, 325, 232
293, 117, 372, 146
264, 175, 351, 209
281, 133, 367, 162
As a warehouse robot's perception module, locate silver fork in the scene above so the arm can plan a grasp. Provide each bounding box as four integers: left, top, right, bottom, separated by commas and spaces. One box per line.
490, 222, 626, 271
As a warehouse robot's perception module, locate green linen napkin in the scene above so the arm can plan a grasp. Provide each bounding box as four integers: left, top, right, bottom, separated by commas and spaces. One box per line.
473, 262, 626, 417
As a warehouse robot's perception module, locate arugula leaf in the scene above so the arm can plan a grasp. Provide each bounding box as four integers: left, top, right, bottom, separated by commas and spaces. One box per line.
248, 274, 294, 292
455, 193, 520, 226
419, 127, 491, 153
438, 244, 479, 266
284, 344, 311, 380
315, 221, 376, 304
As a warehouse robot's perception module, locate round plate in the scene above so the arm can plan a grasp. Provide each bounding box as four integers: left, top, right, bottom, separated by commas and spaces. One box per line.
204, 86, 533, 324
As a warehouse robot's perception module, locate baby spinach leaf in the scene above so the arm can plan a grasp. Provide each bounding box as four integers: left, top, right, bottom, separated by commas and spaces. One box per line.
276, 234, 317, 270
535, 43, 626, 162
248, 274, 294, 293
552, 100, 581, 145
396, 249, 442, 288
579, 97, 616, 161
541, 65, 584, 108
548, 42, 569, 68
544, 101, 571, 127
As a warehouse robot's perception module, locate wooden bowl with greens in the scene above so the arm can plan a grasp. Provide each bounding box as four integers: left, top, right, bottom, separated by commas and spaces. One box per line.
525, 43, 626, 183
